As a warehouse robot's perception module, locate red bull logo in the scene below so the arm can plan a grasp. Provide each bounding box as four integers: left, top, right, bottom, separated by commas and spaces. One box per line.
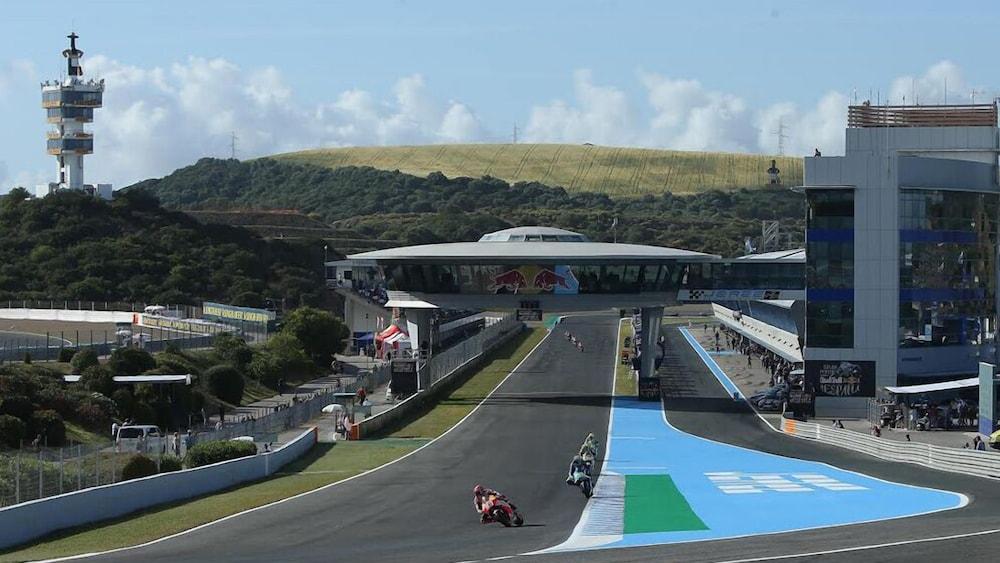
489, 269, 528, 293
533, 268, 569, 291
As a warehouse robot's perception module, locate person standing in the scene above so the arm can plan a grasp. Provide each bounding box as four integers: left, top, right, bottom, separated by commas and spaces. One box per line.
173, 431, 181, 456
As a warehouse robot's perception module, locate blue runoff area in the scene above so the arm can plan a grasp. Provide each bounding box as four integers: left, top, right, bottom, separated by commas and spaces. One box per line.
679, 327, 740, 398
600, 398, 966, 549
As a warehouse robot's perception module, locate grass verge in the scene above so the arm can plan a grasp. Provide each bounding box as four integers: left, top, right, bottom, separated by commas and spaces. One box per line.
1, 327, 545, 562
614, 319, 636, 396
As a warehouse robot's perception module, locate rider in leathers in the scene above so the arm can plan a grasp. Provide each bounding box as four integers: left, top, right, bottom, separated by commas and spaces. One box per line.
566, 454, 591, 485
473, 484, 512, 524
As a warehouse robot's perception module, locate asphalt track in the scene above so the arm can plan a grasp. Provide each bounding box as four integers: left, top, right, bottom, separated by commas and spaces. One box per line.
76, 315, 617, 563
55, 315, 1000, 562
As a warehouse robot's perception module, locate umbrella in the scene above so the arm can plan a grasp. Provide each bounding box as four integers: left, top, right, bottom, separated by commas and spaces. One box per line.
322, 403, 345, 414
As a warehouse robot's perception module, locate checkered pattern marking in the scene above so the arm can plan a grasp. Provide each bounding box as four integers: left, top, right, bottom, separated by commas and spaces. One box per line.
705, 472, 868, 494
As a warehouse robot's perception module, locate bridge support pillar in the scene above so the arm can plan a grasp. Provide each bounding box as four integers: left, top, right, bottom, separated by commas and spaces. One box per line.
638, 306, 663, 400
404, 308, 433, 389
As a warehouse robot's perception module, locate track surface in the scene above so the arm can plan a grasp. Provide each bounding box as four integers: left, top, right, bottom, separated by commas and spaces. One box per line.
81, 316, 616, 563
531, 327, 1000, 562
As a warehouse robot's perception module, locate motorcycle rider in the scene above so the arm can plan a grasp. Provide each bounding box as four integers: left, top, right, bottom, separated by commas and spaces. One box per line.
473, 484, 513, 524
566, 454, 591, 485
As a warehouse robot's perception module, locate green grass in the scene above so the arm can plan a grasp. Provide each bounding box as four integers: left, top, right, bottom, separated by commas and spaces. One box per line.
1, 327, 546, 562
63, 422, 108, 445
389, 327, 545, 438
273, 143, 803, 196
240, 378, 276, 405
615, 319, 636, 397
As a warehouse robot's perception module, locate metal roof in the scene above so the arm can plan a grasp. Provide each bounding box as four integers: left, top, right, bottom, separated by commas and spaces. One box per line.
734, 249, 805, 262
348, 241, 718, 262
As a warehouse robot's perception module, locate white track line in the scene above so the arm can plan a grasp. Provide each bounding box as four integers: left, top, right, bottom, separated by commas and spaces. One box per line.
707, 527, 1000, 562
36, 327, 553, 563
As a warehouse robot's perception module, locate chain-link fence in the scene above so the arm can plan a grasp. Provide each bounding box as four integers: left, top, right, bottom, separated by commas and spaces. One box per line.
0, 442, 136, 507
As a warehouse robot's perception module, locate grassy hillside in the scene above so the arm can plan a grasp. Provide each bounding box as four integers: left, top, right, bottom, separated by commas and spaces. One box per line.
273, 144, 803, 196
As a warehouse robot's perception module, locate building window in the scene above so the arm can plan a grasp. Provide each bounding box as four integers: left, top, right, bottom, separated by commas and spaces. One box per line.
806, 190, 854, 348
898, 189, 998, 348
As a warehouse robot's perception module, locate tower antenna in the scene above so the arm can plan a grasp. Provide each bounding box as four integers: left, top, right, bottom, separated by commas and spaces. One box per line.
771, 117, 788, 156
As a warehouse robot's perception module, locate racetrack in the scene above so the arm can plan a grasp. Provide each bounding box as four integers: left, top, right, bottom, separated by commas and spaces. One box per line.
74, 315, 617, 563
48, 316, 1000, 563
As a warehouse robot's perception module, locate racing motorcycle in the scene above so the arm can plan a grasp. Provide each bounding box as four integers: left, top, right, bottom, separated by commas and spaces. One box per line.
483, 494, 525, 527
570, 468, 593, 498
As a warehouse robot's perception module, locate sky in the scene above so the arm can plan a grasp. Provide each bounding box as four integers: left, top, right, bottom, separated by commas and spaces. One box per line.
1, 0, 999, 192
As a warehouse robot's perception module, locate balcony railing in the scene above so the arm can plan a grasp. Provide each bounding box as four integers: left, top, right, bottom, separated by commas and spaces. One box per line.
848, 103, 998, 128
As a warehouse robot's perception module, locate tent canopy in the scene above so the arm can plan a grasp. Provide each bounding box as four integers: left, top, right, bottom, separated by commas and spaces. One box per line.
884, 377, 978, 395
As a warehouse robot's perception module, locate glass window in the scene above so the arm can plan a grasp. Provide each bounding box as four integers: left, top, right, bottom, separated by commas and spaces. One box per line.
806, 189, 854, 348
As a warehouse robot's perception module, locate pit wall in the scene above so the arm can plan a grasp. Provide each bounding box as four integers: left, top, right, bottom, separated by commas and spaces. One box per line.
0, 427, 318, 551
0, 308, 135, 324
356, 322, 524, 438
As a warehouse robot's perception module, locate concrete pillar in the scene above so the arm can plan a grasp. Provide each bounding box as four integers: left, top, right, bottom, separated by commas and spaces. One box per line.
638, 306, 663, 400
405, 309, 434, 389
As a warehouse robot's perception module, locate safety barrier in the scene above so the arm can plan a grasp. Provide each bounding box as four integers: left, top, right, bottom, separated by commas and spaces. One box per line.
356, 320, 524, 438
780, 417, 1000, 480
0, 308, 135, 324
0, 427, 318, 550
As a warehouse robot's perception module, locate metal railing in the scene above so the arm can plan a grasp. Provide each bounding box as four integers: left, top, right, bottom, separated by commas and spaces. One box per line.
0, 442, 134, 507
425, 313, 519, 387
781, 417, 1000, 480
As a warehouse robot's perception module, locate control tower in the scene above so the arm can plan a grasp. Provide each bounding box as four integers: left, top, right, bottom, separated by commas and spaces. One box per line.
38, 33, 112, 200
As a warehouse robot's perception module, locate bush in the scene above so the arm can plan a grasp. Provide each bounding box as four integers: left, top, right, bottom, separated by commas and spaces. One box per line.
0, 415, 26, 448
247, 334, 312, 389
214, 333, 253, 371
205, 365, 245, 405
58, 347, 78, 363
80, 365, 115, 396
36, 387, 74, 418
22, 352, 31, 364
0, 394, 33, 421
29, 409, 66, 447
159, 455, 183, 473
130, 401, 157, 424
108, 348, 156, 376
121, 454, 158, 480
184, 439, 257, 468
70, 348, 100, 374
111, 388, 135, 417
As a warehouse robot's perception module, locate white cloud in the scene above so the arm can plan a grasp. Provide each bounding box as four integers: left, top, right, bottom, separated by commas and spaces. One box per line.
889, 61, 973, 105
525, 70, 638, 146
76, 56, 488, 186
0, 59, 36, 98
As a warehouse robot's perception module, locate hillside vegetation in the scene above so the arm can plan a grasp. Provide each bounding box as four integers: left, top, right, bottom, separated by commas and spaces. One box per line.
273, 144, 803, 196
131, 158, 804, 256
0, 188, 324, 306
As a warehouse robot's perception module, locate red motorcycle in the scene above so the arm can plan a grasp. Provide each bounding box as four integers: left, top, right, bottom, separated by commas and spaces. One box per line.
482, 494, 524, 527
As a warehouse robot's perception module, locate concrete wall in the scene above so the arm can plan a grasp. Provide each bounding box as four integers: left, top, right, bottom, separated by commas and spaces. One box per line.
0, 428, 318, 550
356, 323, 524, 438
0, 308, 136, 323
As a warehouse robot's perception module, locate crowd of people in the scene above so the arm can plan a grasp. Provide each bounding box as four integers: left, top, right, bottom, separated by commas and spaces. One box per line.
712, 324, 796, 387
352, 280, 388, 307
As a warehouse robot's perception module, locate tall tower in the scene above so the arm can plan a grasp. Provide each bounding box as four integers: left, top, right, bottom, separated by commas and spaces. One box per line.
38, 33, 111, 199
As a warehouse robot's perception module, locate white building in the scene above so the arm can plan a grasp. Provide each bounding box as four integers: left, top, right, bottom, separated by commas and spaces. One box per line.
37, 33, 112, 200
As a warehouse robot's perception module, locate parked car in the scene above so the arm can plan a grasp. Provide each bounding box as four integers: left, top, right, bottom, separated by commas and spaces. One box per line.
116, 425, 166, 454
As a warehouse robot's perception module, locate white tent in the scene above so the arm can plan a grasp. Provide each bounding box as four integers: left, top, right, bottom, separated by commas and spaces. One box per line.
884, 377, 979, 395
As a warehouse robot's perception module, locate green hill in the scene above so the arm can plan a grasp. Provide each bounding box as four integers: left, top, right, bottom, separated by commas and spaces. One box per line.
272, 144, 803, 196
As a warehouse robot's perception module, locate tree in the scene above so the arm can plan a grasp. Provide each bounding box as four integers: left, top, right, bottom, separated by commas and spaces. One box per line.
80, 365, 116, 397
213, 333, 253, 372
204, 365, 245, 405
108, 348, 156, 376
0, 414, 26, 448
70, 348, 100, 374
280, 306, 349, 365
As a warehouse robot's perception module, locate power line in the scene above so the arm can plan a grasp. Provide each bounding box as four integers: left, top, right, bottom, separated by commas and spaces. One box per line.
771, 117, 788, 156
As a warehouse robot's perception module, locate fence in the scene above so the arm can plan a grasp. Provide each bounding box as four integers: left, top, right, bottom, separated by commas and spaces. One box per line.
0, 300, 200, 316
0, 441, 136, 508
425, 313, 519, 387
0, 427, 317, 551
0, 334, 217, 363
780, 417, 1000, 480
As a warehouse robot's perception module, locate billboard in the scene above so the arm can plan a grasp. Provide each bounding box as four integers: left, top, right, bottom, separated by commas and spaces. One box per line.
141, 315, 219, 334
391, 358, 418, 395
804, 360, 876, 398
516, 309, 543, 322
638, 377, 661, 401
472, 265, 579, 295
202, 302, 276, 326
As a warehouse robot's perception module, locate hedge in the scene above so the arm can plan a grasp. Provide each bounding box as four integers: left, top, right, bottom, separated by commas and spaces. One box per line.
0, 415, 26, 448
184, 439, 257, 468
121, 454, 158, 480
159, 455, 183, 473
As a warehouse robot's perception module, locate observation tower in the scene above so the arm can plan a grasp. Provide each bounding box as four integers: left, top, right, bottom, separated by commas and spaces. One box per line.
38, 33, 112, 199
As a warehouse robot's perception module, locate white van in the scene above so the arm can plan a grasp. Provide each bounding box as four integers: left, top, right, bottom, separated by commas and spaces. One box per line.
115, 425, 166, 454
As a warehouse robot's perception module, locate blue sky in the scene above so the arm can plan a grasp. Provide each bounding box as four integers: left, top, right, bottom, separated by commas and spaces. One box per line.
1, 0, 998, 191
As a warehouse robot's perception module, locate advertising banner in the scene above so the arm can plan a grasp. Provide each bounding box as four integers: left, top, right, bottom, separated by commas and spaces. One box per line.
202, 302, 276, 325
141, 315, 219, 334
805, 360, 876, 398
516, 309, 543, 321
470, 265, 580, 295
391, 358, 418, 395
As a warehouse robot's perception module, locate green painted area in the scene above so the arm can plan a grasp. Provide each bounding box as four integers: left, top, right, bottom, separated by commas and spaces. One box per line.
624, 474, 708, 534
543, 315, 562, 331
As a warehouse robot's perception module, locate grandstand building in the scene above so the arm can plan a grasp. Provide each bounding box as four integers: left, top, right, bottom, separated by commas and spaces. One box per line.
724, 104, 1000, 417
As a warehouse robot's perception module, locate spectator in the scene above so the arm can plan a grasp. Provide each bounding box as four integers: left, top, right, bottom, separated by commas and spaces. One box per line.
173, 431, 182, 456
356, 386, 367, 405
215, 420, 223, 431
112, 421, 119, 439
167, 432, 176, 455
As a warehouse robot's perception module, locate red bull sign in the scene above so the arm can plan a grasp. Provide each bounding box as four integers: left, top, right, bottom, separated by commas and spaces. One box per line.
485, 265, 579, 295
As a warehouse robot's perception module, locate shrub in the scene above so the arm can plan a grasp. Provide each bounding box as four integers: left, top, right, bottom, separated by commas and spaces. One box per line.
74, 402, 110, 428
281, 307, 349, 365
121, 454, 158, 480
184, 439, 257, 468
22, 352, 31, 364
214, 333, 253, 371
111, 388, 135, 417
108, 348, 156, 376
0, 415, 26, 448
0, 394, 33, 421
80, 365, 115, 396
159, 455, 183, 473
58, 347, 78, 363
35, 387, 73, 418
29, 409, 66, 447
70, 348, 100, 374
205, 365, 244, 405
130, 401, 157, 424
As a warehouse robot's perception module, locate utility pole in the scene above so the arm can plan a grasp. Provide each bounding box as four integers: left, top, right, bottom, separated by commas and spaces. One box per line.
772, 117, 788, 156
230, 131, 238, 160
